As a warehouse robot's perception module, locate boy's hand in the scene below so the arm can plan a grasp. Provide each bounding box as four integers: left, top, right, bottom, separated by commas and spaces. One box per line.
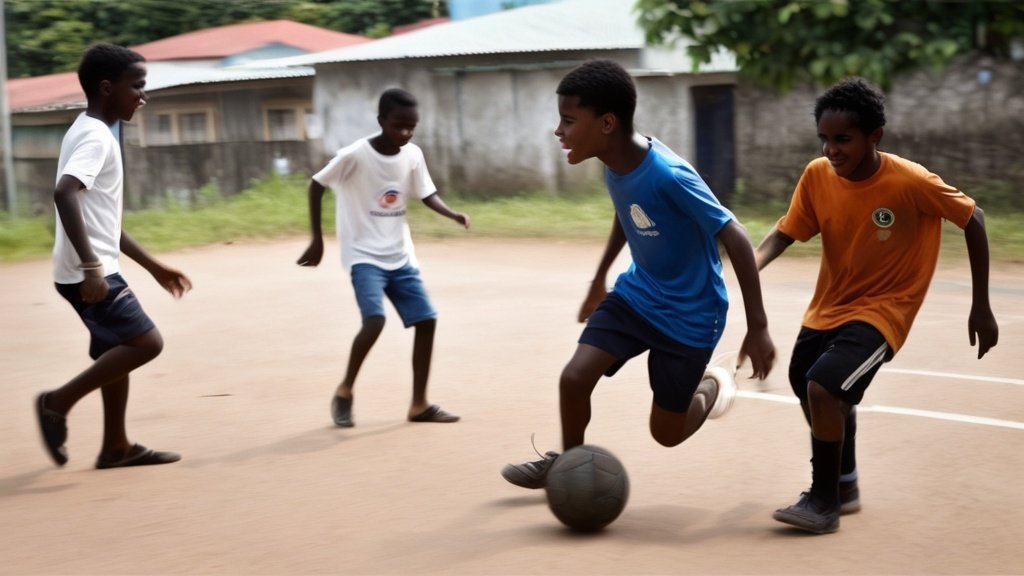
153, 266, 192, 298
452, 212, 471, 229
80, 271, 109, 304
968, 305, 998, 359
577, 281, 607, 323
737, 327, 776, 381
297, 239, 324, 267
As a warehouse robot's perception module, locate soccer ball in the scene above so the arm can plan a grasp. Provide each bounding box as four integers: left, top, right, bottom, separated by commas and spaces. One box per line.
544, 444, 629, 532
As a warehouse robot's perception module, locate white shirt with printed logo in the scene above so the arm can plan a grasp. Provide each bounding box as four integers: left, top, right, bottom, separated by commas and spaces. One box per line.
52, 113, 123, 284
313, 137, 436, 271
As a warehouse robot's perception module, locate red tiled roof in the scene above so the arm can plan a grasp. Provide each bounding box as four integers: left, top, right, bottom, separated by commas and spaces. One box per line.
7, 72, 83, 111
132, 19, 370, 61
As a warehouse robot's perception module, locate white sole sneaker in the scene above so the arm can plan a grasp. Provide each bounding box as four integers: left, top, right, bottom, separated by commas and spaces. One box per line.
705, 365, 737, 419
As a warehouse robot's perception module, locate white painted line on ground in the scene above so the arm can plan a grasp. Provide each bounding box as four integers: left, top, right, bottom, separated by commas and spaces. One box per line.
880, 368, 1024, 387
736, 390, 1024, 431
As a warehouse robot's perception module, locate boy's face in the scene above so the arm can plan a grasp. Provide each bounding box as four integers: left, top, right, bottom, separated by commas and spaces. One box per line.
817, 109, 882, 182
378, 105, 418, 148
104, 62, 147, 122
554, 95, 612, 165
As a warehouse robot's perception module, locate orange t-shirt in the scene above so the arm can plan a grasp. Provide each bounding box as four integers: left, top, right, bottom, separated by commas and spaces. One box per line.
777, 152, 976, 352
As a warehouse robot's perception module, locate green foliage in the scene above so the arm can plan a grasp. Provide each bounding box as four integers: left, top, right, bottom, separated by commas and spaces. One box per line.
636, 0, 1024, 90
4, 0, 448, 78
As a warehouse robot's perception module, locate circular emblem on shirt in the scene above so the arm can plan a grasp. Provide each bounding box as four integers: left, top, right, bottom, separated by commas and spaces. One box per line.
872, 207, 895, 228
378, 188, 402, 209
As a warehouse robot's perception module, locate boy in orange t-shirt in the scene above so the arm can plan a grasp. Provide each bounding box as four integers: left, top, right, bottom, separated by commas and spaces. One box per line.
755, 77, 999, 534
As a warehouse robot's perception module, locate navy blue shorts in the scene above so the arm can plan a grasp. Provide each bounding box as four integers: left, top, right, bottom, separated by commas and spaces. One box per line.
788, 321, 892, 405
579, 293, 712, 413
55, 273, 157, 360
350, 263, 437, 327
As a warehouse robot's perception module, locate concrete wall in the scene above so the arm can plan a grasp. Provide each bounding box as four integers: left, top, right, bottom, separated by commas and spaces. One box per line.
122, 140, 316, 210
734, 53, 1024, 209
311, 50, 717, 197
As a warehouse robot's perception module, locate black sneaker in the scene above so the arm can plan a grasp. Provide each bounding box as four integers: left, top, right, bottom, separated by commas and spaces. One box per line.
501, 451, 559, 489
36, 392, 68, 466
773, 492, 840, 534
331, 396, 354, 428
840, 480, 861, 514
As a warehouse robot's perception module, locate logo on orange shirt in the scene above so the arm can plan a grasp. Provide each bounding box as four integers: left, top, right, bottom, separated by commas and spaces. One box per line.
872, 208, 895, 228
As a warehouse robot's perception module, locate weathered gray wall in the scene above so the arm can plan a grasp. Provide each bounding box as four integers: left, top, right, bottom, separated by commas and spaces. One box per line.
311, 50, 715, 197
122, 140, 316, 210
734, 54, 1024, 208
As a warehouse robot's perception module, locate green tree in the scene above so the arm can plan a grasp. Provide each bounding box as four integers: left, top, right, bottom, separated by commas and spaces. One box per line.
636, 0, 1024, 90
5, 0, 448, 77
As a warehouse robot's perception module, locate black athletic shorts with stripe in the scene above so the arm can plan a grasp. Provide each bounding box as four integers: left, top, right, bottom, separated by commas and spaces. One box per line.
788, 321, 893, 405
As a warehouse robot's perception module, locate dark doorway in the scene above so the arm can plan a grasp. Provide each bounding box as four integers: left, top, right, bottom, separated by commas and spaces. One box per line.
691, 85, 736, 206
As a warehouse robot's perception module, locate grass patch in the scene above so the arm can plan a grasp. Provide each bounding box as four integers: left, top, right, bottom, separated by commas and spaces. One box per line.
2, 176, 1022, 264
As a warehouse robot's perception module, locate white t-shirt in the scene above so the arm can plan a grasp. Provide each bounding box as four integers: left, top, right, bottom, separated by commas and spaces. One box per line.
52, 113, 124, 284
313, 137, 436, 271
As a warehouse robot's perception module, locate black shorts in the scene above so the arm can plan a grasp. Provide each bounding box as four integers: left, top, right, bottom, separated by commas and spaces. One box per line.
55, 273, 157, 360
579, 293, 712, 413
788, 321, 892, 405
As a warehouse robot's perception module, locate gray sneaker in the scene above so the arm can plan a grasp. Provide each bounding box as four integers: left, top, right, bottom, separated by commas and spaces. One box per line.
773, 492, 840, 534
501, 451, 559, 489
840, 480, 861, 514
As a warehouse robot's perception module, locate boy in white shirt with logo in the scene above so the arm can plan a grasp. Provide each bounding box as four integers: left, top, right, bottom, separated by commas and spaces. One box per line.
298, 88, 470, 427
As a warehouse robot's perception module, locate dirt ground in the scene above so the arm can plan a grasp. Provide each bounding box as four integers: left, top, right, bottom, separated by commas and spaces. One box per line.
1, 237, 1022, 575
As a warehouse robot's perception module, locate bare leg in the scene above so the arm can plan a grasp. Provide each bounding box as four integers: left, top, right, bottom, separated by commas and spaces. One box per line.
648, 378, 716, 447
408, 318, 436, 417
334, 315, 385, 399
45, 328, 164, 417
99, 375, 131, 457
559, 344, 617, 450
807, 380, 847, 442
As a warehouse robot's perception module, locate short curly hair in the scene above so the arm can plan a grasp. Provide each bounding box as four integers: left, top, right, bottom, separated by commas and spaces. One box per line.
814, 77, 886, 133
78, 43, 145, 99
378, 88, 417, 120
557, 59, 636, 132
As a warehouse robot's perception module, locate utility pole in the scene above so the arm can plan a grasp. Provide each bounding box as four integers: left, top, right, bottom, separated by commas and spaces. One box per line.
0, 0, 17, 216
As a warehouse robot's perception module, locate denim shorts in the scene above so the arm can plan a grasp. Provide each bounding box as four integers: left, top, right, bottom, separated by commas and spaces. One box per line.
55, 273, 157, 360
350, 263, 437, 327
788, 321, 892, 405
579, 293, 713, 413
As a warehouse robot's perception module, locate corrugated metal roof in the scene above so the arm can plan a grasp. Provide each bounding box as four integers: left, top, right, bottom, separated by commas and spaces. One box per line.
9, 63, 314, 113
254, 0, 650, 67
142, 62, 313, 91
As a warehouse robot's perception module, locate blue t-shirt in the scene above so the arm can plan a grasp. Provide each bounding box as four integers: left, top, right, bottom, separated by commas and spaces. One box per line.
606, 137, 734, 348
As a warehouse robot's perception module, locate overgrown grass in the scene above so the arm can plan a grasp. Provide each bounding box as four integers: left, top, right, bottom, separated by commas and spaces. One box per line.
2, 175, 1023, 263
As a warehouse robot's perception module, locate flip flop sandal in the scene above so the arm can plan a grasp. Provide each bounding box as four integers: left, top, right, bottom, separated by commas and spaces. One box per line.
36, 393, 68, 466
96, 444, 181, 469
409, 404, 460, 423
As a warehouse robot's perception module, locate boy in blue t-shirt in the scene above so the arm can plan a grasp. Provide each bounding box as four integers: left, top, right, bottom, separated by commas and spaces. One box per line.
501, 60, 776, 488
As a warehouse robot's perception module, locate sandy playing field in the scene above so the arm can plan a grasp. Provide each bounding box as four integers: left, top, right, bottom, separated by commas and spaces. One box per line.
2, 237, 1022, 575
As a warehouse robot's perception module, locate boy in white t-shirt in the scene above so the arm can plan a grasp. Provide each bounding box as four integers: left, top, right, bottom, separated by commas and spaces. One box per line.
37, 43, 192, 469
298, 88, 470, 427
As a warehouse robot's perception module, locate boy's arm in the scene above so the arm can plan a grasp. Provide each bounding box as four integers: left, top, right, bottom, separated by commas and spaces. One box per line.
54, 175, 108, 303
718, 220, 776, 380
297, 179, 327, 267
422, 192, 470, 229
754, 223, 795, 271
120, 230, 191, 298
578, 216, 627, 322
964, 206, 999, 358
